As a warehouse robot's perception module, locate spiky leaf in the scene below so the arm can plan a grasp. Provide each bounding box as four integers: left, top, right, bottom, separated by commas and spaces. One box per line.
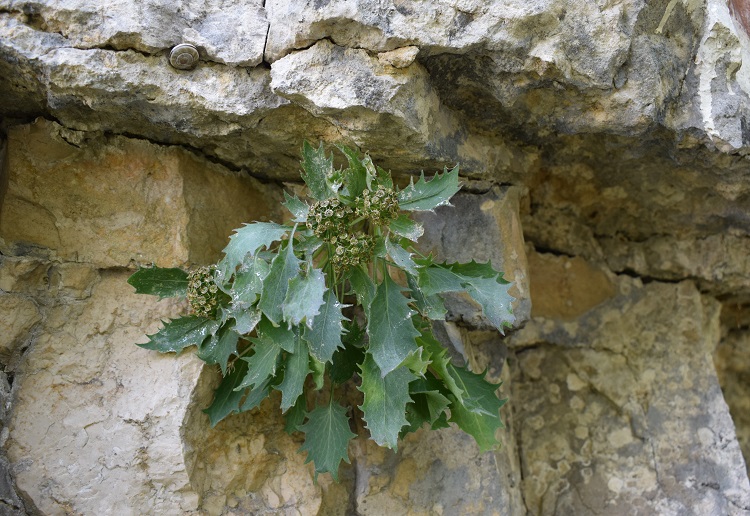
276, 331, 311, 412
385, 237, 417, 275
285, 395, 307, 434
449, 366, 506, 416
283, 268, 326, 327
197, 323, 239, 375
203, 359, 248, 427
304, 289, 347, 363
236, 336, 282, 390
127, 267, 188, 299
330, 322, 366, 384
258, 240, 302, 325
337, 144, 373, 198
239, 379, 271, 412
347, 266, 376, 311
418, 262, 515, 332
139, 316, 220, 354
407, 274, 447, 320
366, 273, 419, 375
230, 256, 270, 309
231, 308, 262, 335
301, 141, 335, 201
417, 326, 465, 403
283, 192, 310, 223
218, 223, 288, 282
298, 402, 356, 481
397, 166, 461, 211
449, 397, 505, 451
359, 354, 415, 449
389, 215, 424, 241
256, 317, 296, 353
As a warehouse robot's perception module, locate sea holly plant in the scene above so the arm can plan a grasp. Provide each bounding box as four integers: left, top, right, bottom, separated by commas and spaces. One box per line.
128, 142, 515, 481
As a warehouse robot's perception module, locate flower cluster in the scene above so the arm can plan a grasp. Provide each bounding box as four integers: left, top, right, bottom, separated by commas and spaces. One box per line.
187, 265, 220, 317
355, 185, 399, 226
306, 198, 355, 237
329, 233, 375, 272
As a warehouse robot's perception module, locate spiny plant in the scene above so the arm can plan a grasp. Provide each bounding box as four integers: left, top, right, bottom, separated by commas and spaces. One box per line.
128, 142, 515, 480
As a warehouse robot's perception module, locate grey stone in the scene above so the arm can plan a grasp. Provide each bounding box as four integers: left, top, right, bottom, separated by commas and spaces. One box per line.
509, 279, 750, 515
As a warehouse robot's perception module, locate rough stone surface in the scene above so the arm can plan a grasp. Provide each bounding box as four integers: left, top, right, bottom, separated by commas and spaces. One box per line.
1, 119, 283, 267
509, 271, 750, 515
3, 0, 750, 513
716, 323, 750, 477
6, 272, 204, 515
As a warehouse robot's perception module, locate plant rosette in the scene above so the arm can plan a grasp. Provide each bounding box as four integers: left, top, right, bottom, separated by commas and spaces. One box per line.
128, 142, 515, 481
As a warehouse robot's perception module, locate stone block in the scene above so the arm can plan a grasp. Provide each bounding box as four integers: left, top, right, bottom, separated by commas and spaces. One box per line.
0, 119, 283, 267
6, 271, 204, 515
508, 280, 750, 515
0, 294, 40, 362
527, 249, 617, 320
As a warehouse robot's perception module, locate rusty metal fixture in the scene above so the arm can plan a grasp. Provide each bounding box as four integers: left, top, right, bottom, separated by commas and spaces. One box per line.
169, 44, 199, 70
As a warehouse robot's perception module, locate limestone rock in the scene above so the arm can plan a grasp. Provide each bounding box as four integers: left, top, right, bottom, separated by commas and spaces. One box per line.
716, 327, 750, 476
509, 278, 750, 515
527, 249, 617, 320
0, 119, 283, 267
6, 272, 204, 515
0, 0, 267, 66
0, 294, 40, 362
270, 39, 513, 176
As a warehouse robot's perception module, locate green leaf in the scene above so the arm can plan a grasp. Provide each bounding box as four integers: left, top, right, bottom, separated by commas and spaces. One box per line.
447, 366, 506, 452
258, 239, 302, 325
256, 317, 296, 353
401, 347, 430, 377
358, 354, 415, 449
285, 395, 307, 434
298, 402, 356, 481
366, 273, 419, 375
239, 378, 271, 412
418, 262, 515, 332
397, 166, 461, 212
385, 237, 417, 275
230, 256, 270, 309
401, 378, 451, 437
304, 289, 347, 363
283, 269, 326, 327
230, 308, 262, 335
127, 267, 188, 299
236, 336, 282, 390
203, 359, 248, 427
197, 323, 239, 375
449, 365, 506, 416
337, 144, 373, 198
389, 215, 424, 242
283, 192, 310, 223
301, 141, 335, 201
139, 316, 220, 354
310, 355, 326, 390
330, 327, 366, 384
417, 325, 465, 403
347, 266, 376, 311
407, 274, 447, 320
217, 222, 288, 282
276, 332, 311, 412
376, 165, 393, 189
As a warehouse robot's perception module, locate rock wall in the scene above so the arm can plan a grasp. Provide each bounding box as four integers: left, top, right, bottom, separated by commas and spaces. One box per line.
2, 0, 750, 514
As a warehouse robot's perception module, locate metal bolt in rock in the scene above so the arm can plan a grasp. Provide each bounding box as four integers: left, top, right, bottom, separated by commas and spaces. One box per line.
169, 44, 199, 70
